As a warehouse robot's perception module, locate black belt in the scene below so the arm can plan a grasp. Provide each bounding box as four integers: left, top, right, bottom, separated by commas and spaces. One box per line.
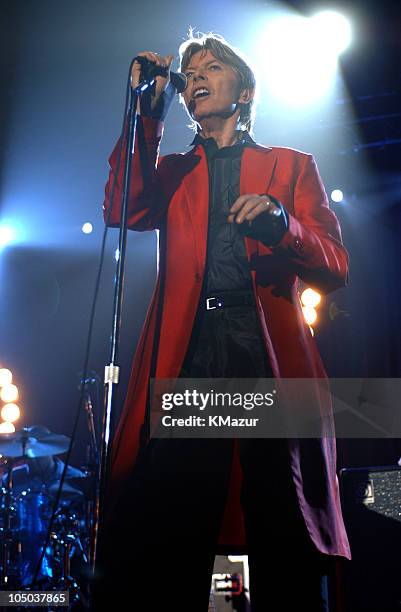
204, 292, 255, 311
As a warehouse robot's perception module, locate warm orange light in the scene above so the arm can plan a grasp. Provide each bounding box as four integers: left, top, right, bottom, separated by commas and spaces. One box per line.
0, 421, 15, 434
0, 384, 19, 403
0, 369, 12, 387
301, 288, 321, 309
1, 403, 20, 423
302, 305, 318, 325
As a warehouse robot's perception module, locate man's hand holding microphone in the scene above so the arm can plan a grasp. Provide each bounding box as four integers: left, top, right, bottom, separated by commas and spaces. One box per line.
131, 52, 187, 117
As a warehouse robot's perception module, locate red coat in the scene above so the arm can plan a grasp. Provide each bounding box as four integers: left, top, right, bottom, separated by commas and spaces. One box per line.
104, 116, 351, 560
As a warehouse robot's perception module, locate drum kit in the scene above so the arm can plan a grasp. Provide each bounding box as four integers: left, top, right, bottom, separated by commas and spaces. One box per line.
0, 427, 93, 609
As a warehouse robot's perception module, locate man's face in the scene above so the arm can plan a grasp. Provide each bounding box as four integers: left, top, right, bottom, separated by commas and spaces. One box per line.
182, 49, 243, 125
28, 455, 54, 475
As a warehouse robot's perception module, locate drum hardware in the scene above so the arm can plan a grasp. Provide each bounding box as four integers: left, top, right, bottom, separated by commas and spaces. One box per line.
1, 484, 90, 604
0, 426, 93, 609
48, 530, 87, 607
0, 458, 19, 588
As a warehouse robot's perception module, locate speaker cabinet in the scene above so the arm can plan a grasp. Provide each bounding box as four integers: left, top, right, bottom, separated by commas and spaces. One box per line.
339, 465, 401, 611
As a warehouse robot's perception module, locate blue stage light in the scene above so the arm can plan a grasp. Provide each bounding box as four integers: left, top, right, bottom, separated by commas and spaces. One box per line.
331, 189, 344, 203
82, 222, 93, 234
0, 225, 16, 248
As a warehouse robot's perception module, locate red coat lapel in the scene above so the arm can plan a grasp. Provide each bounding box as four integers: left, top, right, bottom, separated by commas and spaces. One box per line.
240, 145, 276, 194
182, 143, 277, 272
182, 145, 209, 276
241, 146, 277, 261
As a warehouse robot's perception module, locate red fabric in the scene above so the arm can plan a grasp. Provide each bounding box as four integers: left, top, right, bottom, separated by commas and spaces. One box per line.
104, 116, 351, 560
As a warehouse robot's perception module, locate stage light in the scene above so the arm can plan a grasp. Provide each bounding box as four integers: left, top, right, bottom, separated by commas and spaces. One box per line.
0, 421, 16, 434
82, 222, 93, 234
301, 288, 321, 309
1, 403, 20, 423
261, 15, 335, 106
311, 11, 352, 55
302, 305, 317, 326
0, 225, 15, 248
331, 189, 344, 203
0, 384, 19, 403
115, 248, 120, 262
260, 11, 351, 106
0, 369, 13, 387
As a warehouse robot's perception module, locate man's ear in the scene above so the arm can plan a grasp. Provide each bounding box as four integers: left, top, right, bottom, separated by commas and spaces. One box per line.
238, 88, 255, 104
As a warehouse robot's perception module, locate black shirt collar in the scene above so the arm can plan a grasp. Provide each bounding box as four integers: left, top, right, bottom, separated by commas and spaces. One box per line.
190, 130, 257, 159
190, 130, 256, 148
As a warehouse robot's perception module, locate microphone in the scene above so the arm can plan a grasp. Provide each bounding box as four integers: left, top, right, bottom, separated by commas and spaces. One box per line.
133, 56, 187, 93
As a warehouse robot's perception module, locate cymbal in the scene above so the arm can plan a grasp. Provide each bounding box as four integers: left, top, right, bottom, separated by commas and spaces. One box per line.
0, 428, 70, 458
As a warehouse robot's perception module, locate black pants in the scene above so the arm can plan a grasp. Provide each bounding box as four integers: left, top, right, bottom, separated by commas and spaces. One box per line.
93, 304, 331, 611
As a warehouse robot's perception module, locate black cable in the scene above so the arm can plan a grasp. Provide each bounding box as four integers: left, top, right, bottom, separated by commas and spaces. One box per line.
29, 59, 136, 595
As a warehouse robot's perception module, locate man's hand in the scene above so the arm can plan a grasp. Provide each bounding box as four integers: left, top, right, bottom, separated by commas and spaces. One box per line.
131, 51, 174, 112
228, 194, 282, 225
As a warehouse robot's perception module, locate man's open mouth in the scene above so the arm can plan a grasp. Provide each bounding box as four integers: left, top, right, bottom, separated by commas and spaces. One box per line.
192, 88, 210, 99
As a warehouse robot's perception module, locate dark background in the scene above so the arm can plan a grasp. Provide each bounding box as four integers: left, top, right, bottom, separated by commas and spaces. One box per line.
1, 0, 400, 470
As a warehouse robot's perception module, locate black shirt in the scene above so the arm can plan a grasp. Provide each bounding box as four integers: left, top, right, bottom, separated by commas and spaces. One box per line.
191, 132, 288, 294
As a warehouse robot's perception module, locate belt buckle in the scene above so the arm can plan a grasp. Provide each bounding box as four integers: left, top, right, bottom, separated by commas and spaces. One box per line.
206, 297, 219, 310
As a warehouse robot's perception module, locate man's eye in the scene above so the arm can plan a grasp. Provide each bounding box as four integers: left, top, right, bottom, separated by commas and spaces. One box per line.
210, 65, 221, 70
185, 72, 194, 78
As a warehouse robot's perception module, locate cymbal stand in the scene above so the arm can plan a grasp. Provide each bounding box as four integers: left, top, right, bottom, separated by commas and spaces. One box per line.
82, 389, 99, 570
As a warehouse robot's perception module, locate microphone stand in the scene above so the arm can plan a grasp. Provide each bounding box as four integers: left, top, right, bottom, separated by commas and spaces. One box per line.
92, 70, 158, 583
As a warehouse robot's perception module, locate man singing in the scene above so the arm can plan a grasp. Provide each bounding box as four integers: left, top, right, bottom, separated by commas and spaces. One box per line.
96, 33, 350, 611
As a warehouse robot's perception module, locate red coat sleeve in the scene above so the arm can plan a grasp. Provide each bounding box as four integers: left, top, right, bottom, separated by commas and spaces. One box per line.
272, 153, 349, 294
103, 116, 171, 231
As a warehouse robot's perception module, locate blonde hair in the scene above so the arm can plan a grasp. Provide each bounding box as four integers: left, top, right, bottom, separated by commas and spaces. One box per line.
179, 32, 257, 133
